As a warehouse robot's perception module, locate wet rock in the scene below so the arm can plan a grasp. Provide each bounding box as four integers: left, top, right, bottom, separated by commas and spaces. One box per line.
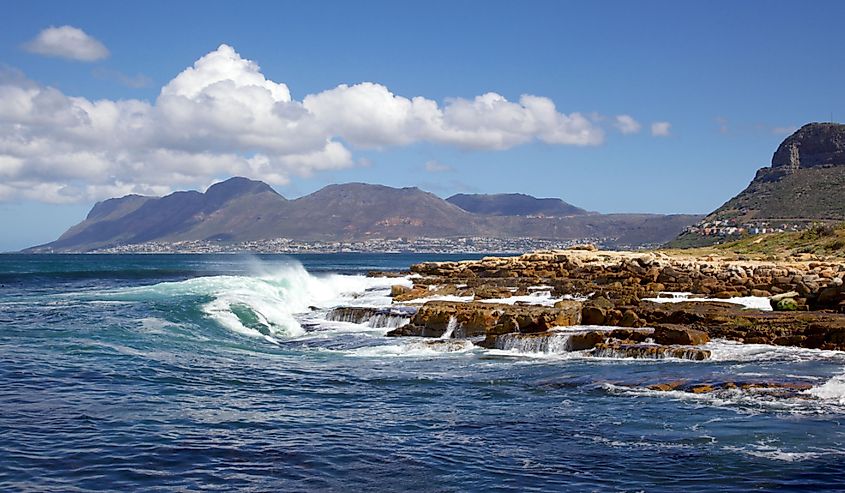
591, 342, 711, 361
633, 300, 845, 349
651, 324, 710, 345
619, 309, 644, 328
388, 300, 583, 338
326, 306, 381, 324
393, 287, 431, 302
478, 329, 605, 352
391, 284, 411, 297
473, 286, 513, 300
646, 379, 813, 396
386, 324, 431, 337
567, 331, 607, 350
607, 328, 652, 343
647, 380, 686, 392
326, 306, 416, 328
581, 306, 607, 325
403, 249, 845, 349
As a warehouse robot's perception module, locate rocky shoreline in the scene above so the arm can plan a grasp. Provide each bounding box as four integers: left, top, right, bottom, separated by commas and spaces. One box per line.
368, 247, 845, 363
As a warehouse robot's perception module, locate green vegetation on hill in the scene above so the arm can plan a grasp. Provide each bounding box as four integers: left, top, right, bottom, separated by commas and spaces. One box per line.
710, 166, 845, 224
663, 223, 845, 260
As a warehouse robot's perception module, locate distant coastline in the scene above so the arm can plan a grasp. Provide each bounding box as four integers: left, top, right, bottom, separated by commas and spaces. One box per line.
32, 236, 655, 255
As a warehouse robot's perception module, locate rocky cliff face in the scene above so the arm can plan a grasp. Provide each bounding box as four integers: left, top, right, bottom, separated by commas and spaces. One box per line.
771, 123, 845, 171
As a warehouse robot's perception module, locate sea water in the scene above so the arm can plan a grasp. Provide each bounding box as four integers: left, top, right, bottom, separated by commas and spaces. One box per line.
1, 253, 845, 491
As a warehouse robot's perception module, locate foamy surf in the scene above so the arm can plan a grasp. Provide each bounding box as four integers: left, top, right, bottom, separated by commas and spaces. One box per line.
344, 339, 475, 358
706, 339, 845, 363
807, 370, 845, 405
88, 260, 411, 341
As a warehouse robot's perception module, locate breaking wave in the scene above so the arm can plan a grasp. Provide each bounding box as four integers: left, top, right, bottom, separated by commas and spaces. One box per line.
88, 260, 410, 341
808, 370, 845, 405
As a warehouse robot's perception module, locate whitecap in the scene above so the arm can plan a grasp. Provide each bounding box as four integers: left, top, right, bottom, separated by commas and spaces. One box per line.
88, 259, 412, 341
807, 370, 845, 405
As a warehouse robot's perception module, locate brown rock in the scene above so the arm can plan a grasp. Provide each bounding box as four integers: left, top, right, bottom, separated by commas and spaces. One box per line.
652, 324, 710, 345
581, 306, 607, 325
648, 380, 686, 392
567, 331, 607, 351
690, 385, 715, 394
391, 300, 583, 338
591, 342, 711, 361
391, 284, 411, 297
619, 310, 642, 328
394, 287, 431, 302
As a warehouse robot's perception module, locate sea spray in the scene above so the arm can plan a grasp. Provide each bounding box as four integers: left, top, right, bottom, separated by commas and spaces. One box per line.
440, 316, 458, 339
90, 259, 412, 340
808, 370, 845, 405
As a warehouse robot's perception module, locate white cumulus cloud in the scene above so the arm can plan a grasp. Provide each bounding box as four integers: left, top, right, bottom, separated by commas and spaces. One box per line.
23, 26, 109, 62
614, 114, 641, 134
651, 121, 671, 137
0, 44, 622, 203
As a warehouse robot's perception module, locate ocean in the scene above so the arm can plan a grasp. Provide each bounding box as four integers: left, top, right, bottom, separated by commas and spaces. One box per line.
1, 253, 845, 492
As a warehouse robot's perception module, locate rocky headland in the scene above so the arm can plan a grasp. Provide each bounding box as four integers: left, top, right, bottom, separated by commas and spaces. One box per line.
366, 247, 845, 367
673, 122, 845, 247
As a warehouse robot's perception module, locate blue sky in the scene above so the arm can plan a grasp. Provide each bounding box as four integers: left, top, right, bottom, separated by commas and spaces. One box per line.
1, 0, 843, 251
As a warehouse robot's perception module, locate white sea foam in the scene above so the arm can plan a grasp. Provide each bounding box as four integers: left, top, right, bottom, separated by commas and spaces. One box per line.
400, 294, 475, 304
807, 370, 845, 405
403, 290, 576, 307
724, 444, 822, 462
345, 340, 475, 358
475, 290, 563, 307
138, 317, 179, 334
706, 339, 845, 363
643, 292, 772, 311
98, 260, 411, 341
600, 383, 816, 414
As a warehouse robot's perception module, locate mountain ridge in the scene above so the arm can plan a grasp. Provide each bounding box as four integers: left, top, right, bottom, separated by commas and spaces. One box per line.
28, 178, 702, 252
446, 193, 590, 217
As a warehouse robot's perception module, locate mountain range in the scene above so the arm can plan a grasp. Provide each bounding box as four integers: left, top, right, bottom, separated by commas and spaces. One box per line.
28, 179, 701, 252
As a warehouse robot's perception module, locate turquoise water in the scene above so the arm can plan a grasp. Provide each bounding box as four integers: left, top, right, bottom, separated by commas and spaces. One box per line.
1, 253, 845, 491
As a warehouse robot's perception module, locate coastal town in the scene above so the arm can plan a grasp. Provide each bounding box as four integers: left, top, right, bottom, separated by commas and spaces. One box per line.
89, 236, 620, 254
681, 218, 833, 240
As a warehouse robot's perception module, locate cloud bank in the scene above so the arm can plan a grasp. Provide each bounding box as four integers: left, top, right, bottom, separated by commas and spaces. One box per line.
0, 44, 656, 203
23, 26, 109, 62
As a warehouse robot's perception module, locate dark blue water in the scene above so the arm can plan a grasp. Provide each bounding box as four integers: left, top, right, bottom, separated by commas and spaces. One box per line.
2, 254, 845, 491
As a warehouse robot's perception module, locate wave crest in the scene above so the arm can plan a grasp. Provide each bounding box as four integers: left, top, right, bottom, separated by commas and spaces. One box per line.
97, 260, 410, 341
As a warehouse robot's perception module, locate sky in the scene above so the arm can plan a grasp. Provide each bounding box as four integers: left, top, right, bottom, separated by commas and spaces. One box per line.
1, 0, 843, 251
